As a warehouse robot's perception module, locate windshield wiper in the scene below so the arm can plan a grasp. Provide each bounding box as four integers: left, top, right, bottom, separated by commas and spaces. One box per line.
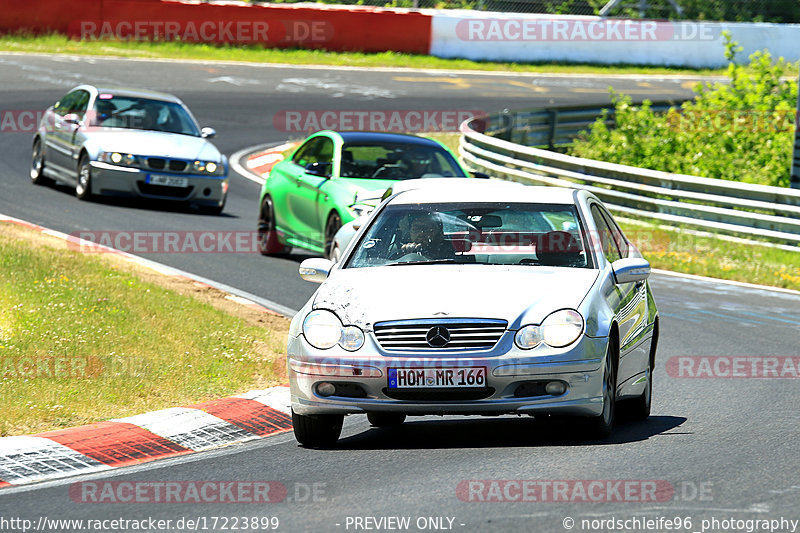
386, 259, 457, 266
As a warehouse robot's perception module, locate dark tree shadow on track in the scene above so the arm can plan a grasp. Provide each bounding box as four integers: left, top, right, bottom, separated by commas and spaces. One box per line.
332, 415, 687, 450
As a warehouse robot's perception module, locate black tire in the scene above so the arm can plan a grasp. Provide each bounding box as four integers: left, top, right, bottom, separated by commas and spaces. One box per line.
324, 212, 342, 258
628, 322, 658, 421
257, 196, 286, 255
31, 139, 50, 185
584, 337, 618, 439
75, 154, 93, 200
292, 410, 343, 448
367, 412, 406, 427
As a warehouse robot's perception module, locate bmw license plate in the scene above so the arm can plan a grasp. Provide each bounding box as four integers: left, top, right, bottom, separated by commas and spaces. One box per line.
147, 174, 188, 187
388, 367, 487, 388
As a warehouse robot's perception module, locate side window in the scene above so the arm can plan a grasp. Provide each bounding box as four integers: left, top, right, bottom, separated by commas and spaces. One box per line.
590, 205, 622, 263
70, 90, 90, 118
292, 138, 323, 167
599, 208, 629, 258
316, 138, 333, 165
54, 92, 79, 116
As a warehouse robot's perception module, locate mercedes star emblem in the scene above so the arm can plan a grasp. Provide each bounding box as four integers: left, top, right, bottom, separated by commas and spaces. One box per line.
426, 326, 451, 348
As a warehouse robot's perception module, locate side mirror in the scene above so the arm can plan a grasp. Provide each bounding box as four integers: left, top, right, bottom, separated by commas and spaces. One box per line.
612, 257, 650, 285
305, 161, 332, 177
299, 258, 334, 283
471, 171, 490, 179
201, 127, 216, 138
62, 113, 82, 126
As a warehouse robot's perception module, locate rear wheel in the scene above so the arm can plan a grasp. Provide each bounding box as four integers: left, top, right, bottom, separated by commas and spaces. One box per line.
257, 195, 286, 255
367, 412, 406, 427
31, 139, 50, 185
584, 337, 617, 439
75, 155, 93, 200
292, 410, 343, 448
324, 212, 341, 258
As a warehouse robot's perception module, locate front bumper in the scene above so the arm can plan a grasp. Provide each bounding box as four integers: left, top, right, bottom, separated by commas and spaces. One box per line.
288, 331, 607, 417
89, 161, 227, 206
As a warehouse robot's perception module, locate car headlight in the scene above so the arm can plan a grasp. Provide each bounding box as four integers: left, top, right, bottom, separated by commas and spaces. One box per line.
302, 310, 364, 351
193, 160, 222, 175
541, 309, 584, 348
340, 326, 365, 351
348, 203, 375, 218
99, 152, 137, 167
514, 325, 543, 350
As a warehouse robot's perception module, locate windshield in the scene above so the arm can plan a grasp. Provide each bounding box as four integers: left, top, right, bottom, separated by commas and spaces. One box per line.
339, 142, 466, 179
346, 202, 591, 269
89, 96, 201, 136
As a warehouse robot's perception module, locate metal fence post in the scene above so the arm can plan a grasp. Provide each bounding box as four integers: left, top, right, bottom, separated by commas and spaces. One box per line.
793, 70, 800, 189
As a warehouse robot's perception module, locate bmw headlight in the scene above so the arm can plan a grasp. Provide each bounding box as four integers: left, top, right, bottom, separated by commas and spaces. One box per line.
193, 160, 222, 175
99, 152, 137, 167
302, 310, 364, 351
541, 309, 584, 348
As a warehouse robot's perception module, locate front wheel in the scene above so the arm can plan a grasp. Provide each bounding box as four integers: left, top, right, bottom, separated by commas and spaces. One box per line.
584, 339, 617, 439
292, 410, 343, 448
31, 139, 49, 185
257, 196, 286, 255
75, 155, 93, 200
626, 324, 657, 421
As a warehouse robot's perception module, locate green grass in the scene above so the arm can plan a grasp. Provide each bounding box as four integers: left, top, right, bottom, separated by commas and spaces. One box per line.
0, 33, 745, 76
617, 218, 800, 290
0, 223, 289, 436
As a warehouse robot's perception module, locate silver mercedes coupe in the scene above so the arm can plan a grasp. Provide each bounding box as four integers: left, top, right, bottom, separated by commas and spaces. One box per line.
289, 181, 659, 447
30, 85, 228, 214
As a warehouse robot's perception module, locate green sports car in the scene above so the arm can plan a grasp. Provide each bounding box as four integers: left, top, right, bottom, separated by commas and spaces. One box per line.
257, 131, 472, 256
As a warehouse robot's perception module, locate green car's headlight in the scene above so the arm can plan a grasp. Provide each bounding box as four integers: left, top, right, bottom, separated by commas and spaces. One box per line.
541, 309, 584, 348
302, 310, 364, 351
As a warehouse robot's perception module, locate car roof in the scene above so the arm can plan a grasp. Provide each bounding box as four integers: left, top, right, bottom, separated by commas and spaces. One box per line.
390, 182, 580, 205
80, 85, 183, 104
335, 131, 443, 146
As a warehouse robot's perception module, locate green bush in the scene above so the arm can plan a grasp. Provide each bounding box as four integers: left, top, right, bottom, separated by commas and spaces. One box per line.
569, 33, 798, 187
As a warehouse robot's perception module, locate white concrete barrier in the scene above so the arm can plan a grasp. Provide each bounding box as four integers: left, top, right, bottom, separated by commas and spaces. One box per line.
430, 11, 800, 68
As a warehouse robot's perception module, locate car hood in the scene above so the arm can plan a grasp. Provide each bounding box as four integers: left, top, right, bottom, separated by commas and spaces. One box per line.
86, 131, 222, 161
330, 177, 396, 199
313, 266, 599, 328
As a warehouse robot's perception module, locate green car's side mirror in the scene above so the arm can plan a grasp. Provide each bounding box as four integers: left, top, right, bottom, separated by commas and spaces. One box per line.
305, 162, 332, 177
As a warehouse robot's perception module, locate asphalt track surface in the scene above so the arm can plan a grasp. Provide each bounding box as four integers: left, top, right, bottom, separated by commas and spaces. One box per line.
1, 53, 799, 532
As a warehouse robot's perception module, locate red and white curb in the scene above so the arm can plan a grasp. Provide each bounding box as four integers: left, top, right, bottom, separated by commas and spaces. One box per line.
0, 387, 292, 488
0, 213, 299, 488
230, 142, 299, 186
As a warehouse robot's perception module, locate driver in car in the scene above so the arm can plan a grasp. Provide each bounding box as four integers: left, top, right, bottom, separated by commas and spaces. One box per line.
395, 213, 455, 260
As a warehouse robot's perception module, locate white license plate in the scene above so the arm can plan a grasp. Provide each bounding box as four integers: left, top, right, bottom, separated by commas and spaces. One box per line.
147, 174, 188, 187
388, 367, 487, 389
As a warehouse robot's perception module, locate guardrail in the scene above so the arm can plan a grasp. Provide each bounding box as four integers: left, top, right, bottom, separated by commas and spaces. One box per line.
460, 105, 800, 247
